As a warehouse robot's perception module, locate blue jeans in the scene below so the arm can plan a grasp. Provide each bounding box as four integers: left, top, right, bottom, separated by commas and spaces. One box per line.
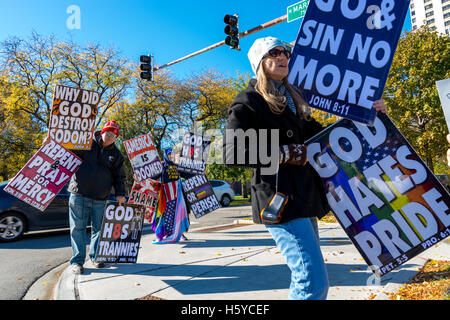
68, 193, 106, 266
266, 217, 329, 300
310, 217, 319, 239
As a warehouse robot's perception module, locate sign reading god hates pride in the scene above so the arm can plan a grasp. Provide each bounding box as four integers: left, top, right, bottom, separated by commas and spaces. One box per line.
305, 113, 450, 276
4, 138, 82, 211
288, 0, 410, 125
123, 133, 163, 182
49, 85, 100, 150
96, 201, 146, 264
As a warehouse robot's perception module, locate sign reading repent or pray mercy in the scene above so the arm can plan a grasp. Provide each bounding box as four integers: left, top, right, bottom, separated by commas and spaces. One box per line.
4, 138, 82, 211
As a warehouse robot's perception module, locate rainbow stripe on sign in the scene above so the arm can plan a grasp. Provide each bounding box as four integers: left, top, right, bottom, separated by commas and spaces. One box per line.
195, 185, 210, 199
305, 113, 450, 277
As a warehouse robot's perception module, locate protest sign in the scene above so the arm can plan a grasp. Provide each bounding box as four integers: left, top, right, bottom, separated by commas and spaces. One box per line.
306, 113, 450, 276
96, 201, 146, 263
181, 175, 220, 218
436, 78, 450, 131
48, 85, 99, 150
4, 138, 82, 211
128, 178, 161, 222
123, 133, 163, 181
176, 132, 212, 175
288, 0, 410, 125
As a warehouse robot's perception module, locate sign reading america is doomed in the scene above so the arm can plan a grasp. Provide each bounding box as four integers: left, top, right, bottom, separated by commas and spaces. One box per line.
48, 85, 100, 150
128, 178, 161, 222
181, 174, 220, 219
123, 133, 163, 182
96, 202, 146, 264
305, 113, 450, 276
288, 0, 410, 125
176, 132, 212, 175
4, 138, 82, 211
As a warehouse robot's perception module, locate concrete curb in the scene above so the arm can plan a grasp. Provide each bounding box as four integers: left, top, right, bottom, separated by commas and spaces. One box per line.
372, 240, 450, 300
30, 221, 449, 301
188, 220, 254, 232
372, 259, 425, 300
23, 262, 70, 300
53, 264, 78, 300
49, 222, 251, 300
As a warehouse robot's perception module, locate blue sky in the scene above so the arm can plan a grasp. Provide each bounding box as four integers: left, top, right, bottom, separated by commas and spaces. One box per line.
0, 0, 411, 80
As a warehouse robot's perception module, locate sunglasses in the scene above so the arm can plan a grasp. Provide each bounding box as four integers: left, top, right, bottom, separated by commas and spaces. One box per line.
104, 131, 117, 138
266, 48, 291, 59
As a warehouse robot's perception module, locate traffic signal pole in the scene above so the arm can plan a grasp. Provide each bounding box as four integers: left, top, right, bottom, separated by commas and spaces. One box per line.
153, 14, 287, 72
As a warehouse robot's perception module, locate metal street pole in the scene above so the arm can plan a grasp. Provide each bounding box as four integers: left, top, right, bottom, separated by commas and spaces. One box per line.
153, 14, 287, 71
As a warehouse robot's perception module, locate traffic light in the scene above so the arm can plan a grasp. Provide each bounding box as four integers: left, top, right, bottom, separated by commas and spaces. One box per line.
224, 14, 240, 50
140, 55, 153, 81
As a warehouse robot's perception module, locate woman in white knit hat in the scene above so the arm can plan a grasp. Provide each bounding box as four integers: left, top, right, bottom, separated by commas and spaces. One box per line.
224, 36, 386, 300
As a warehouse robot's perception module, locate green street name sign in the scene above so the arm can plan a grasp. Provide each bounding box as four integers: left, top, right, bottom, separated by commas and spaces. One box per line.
287, 0, 309, 23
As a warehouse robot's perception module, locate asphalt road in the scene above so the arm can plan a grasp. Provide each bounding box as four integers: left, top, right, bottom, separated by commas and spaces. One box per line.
187, 204, 253, 230
0, 229, 73, 300
0, 205, 252, 300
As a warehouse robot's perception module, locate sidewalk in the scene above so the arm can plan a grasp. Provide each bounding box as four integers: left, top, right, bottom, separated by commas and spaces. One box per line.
27, 220, 450, 300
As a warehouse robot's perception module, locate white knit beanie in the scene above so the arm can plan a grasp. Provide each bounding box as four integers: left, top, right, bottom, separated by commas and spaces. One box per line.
247, 37, 290, 75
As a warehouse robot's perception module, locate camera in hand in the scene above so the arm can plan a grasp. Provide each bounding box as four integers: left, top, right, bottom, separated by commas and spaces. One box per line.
260, 192, 288, 224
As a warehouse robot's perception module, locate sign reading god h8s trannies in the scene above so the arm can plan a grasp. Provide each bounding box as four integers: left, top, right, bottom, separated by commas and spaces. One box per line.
49, 85, 100, 150
305, 113, 450, 277
4, 138, 82, 211
96, 201, 146, 264
176, 132, 212, 175
123, 133, 163, 182
288, 0, 410, 125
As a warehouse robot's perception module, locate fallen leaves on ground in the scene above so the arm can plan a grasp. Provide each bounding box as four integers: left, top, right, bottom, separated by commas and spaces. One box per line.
389, 260, 450, 300
138, 294, 166, 300
320, 212, 337, 223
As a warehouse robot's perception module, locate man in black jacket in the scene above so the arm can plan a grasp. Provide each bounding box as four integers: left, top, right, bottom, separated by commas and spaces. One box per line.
68, 120, 126, 274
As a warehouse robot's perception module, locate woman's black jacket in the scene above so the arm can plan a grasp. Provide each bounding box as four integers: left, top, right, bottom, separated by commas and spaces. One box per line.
223, 79, 330, 224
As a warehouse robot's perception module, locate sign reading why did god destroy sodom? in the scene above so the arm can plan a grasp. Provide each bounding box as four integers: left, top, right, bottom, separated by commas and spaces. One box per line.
306, 113, 450, 276
48, 85, 100, 150
288, 0, 410, 125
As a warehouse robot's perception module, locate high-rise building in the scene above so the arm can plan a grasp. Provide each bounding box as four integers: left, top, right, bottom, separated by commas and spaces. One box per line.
410, 0, 450, 34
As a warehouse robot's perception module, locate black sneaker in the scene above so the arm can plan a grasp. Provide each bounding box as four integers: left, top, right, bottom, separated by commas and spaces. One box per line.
70, 264, 84, 274
91, 261, 105, 268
